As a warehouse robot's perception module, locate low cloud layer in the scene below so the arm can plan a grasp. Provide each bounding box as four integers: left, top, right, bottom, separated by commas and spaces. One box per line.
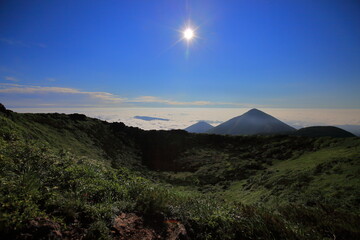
9, 107, 360, 133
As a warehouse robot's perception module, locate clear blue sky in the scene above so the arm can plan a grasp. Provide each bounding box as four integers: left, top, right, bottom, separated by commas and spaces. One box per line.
0, 0, 360, 108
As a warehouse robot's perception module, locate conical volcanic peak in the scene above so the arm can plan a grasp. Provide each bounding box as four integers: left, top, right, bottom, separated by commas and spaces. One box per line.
185, 121, 213, 133
245, 108, 263, 115
242, 108, 274, 118
207, 109, 295, 136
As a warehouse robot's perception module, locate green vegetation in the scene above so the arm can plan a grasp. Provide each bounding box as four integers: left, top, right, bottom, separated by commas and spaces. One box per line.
162, 137, 360, 211
0, 106, 359, 239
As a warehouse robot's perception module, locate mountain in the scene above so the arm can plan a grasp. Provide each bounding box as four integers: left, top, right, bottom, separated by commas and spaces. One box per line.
336, 125, 360, 136
184, 121, 213, 133
295, 126, 356, 138
207, 108, 296, 135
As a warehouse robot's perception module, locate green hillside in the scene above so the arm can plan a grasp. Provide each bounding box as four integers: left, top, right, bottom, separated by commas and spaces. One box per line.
162, 137, 360, 210
1, 105, 359, 239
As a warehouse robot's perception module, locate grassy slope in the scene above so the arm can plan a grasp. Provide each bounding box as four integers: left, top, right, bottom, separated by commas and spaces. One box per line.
224, 140, 360, 209
1, 108, 360, 239
157, 136, 360, 212
4, 111, 145, 170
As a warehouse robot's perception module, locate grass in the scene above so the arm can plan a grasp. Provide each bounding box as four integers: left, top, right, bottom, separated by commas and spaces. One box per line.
0, 109, 359, 239
219, 140, 360, 210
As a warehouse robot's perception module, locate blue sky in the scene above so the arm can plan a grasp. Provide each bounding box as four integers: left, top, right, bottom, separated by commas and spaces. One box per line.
1, 0, 360, 108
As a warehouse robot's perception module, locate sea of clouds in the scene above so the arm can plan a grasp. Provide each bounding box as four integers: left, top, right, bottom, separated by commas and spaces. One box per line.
11, 107, 360, 131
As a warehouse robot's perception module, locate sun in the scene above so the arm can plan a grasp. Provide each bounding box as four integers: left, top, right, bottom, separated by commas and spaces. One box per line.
183, 27, 195, 41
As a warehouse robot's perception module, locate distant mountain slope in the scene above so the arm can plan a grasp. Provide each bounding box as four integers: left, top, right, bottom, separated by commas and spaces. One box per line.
185, 121, 213, 133
336, 125, 360, 136
295, 126, 356, 138
207, 109, 296, 135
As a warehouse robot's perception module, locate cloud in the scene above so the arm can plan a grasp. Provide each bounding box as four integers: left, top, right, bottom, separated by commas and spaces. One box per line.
0, 83, 20, 87
214, 102, 269, 108
9, 107, 360, 131
46, 78, 56, 82
0, 83, 126, 103
4, 76, 19, 82
131, 97, 267, 107
131, 96, 212, 106
196, 120, 224, 124
134, 116, 170, 121
0, 84, 210, 106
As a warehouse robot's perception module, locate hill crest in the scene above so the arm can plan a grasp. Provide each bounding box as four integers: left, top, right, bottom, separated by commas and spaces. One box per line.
295, 126, 355, 138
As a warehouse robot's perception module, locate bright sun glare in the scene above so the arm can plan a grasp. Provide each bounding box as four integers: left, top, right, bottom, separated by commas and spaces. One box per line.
183, 28, 195, 41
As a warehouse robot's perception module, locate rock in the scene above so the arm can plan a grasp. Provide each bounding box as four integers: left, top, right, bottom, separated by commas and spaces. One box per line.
164, 220, 188, 240
112, 213, 158, 240
112, 213, 188, 240
22, 217, 62, 239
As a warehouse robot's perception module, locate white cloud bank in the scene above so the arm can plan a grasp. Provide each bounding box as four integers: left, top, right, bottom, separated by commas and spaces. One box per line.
10, 107, 360, 131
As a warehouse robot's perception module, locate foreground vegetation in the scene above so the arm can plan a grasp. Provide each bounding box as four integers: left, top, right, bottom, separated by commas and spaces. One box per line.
0, 105, 359, 239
